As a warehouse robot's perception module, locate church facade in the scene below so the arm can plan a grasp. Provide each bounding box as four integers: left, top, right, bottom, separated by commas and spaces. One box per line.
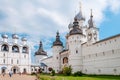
36, 7, 120, 75
0, 34, 31, 74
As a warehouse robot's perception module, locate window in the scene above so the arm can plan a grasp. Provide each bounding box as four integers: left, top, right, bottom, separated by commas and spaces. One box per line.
114, 69, 117, 73
22, 47, 28, 53
63, 57, 68, 64
12, 45, 19, 53
23, 68, 27, 73
3, 53, 5, 57
103, 52, 105, 56
89, 55, 91, 58
11, 59, 13, 64
1, 44, 9, 51
98, 69, 101, 73
112, 50, 114, 54
85, 69, 87, 72
17, 60, 19, 64
3, 59, 5, 64
96, 53, 97, 57
76, 50, 78, 53
24, 55, 26, 58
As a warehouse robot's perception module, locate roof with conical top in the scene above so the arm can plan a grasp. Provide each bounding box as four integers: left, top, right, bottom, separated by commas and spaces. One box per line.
74, 2, 85, 21
52, 31, 63, 47
69, 18, 83, 35
88, 9, 94, 28
35, 41, 47, 56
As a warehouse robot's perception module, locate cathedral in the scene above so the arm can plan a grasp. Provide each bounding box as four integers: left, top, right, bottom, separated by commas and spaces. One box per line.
34, 6, 120, 75
0, 34, 31, 74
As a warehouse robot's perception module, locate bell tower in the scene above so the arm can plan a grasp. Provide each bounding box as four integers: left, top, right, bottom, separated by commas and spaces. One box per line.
86, 9, 99, 44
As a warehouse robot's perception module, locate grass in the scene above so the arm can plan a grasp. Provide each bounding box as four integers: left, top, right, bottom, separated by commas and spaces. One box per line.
37, 74, 120, 80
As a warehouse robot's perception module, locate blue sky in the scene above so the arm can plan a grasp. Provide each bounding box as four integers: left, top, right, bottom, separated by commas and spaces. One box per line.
0, 0, 120, 63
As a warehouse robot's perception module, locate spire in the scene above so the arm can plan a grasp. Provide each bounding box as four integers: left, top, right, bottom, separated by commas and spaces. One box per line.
90, 9, 93, 18
79, 1, 82, 13
53, 31, 63, 47
56, 31, 60, 41
88, 9, 94, 28
35, 41, 47, 56
39, 41, 43, 50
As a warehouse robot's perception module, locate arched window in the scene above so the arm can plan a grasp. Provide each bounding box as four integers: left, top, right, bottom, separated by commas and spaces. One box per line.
63, 57, 68, 64
12, 45, 19, 53
22, 47, 28, 53
1, 44, 9, 51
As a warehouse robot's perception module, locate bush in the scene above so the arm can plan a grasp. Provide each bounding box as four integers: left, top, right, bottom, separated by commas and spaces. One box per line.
58, 70, 63, 74
31, 72, 36, 75
62, 66, 72, 76
73, 71, 83, 76
51, 69, 55, 76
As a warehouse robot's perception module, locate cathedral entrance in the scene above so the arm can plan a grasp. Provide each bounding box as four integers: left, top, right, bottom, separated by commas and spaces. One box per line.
23, 68, 27, 74
1, 67, 7, 74
13, 68, 16, 74
11, 66, 19, 74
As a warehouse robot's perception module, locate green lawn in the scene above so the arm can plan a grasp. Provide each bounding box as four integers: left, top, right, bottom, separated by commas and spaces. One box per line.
38, 74, 120, 80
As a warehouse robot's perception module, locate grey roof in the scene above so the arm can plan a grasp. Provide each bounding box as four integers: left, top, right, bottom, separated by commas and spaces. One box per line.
88, 9, 94, 28
75, 12, 85, 21
68, 22, 73, 29
52, 31, 63, 47
12, 34, 19, 39
35, 41, 47, 56
21, 37, 27, 41
69, 19, 83, 35
1, 34, 8, 39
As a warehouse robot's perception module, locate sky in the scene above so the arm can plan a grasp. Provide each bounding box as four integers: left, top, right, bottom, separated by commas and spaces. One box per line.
0, 0, 120, 63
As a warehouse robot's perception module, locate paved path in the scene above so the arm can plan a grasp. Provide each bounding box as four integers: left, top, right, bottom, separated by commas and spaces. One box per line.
0, 74, 37, 80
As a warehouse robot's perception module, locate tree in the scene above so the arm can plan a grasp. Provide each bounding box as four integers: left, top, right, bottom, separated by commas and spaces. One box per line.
62, 66, 72, 76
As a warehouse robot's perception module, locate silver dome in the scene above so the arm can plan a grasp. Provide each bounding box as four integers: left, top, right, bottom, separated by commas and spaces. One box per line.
1, 34, 8, 38
12, 34, 19, 39
68, 22, 73, 29
21, 37, 27, 41
74, 12, 85, 21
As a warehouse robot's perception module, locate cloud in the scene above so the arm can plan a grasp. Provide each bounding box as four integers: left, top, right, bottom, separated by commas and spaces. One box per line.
0, 0, 120, 61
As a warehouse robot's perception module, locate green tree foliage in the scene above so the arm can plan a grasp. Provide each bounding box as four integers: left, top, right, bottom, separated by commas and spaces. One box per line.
62, 66, 72, 76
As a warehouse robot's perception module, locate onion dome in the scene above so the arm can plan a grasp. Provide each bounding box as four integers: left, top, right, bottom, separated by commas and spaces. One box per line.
74, 3, 85, 21
88, 9, 94, 28
53, 31, 63, 47
1, 34, 8, 39
69, 18, 83, 35
68, 22, 73, 29
12, 34, 19, 39
74, 12, 85, 21
21, 37, 27, 41
35, 41, 47, 56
